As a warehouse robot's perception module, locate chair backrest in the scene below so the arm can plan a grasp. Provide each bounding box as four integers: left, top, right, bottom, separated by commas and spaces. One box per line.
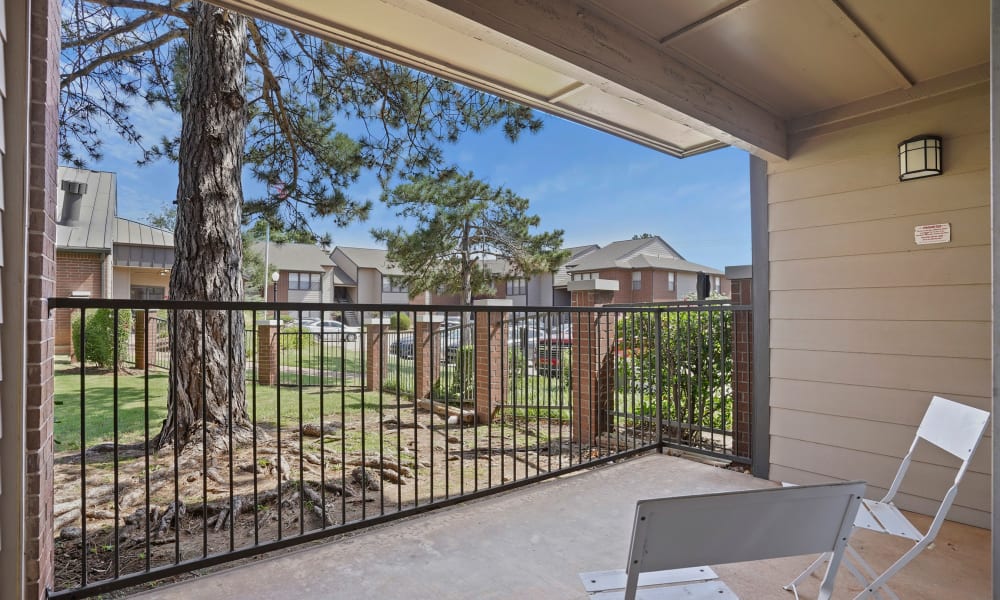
627, 481, 865, 573
916, 396, 990, 462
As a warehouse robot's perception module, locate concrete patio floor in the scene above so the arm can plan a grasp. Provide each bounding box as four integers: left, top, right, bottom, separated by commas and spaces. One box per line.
134, 453, 989, 599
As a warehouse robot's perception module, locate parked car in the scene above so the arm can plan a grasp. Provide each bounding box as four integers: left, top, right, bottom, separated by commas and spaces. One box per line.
302, 319, 360, 342
389, 326, 472, 363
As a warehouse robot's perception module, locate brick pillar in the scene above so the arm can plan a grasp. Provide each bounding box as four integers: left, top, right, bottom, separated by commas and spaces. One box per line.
365, 318, 390, 391
474, 302, 510, 423
730, 276, 753, 459
413, 315, 442, 399
257, 321, 279, 386
134, 310, 147, 370
570, 287, 618, 445
20, 0, 61, 597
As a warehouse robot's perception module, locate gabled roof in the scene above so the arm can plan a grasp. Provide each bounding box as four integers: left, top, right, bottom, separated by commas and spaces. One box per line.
624, 254, 723, 276
332, 246, 404, 276
567, 236, 683, 271
565, 236, 722, 275
253, 241, 334, 273
114, 217, 173, 247
56, 167, 116, 252
553, 244, 600, 287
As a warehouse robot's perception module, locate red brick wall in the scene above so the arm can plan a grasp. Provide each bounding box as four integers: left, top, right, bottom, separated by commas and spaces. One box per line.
54, 251, 104, 353
26, 0, 60, 596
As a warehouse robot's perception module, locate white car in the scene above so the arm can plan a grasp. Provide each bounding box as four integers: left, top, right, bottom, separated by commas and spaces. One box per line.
303, 319, 361, 342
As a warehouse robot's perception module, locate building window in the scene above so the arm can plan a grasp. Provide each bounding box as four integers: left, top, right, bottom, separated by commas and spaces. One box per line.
667, 272, 675, 292
506, 278, 527, 295
571, 272, 596, 281
289, 272, 322, 291
712, 276, 721, 294
383, 276, 407, 293
130, 286, 165, 301
631, 271, 642, 291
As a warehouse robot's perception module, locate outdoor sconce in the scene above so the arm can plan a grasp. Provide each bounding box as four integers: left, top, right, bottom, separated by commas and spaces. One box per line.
898, 134, 942, 181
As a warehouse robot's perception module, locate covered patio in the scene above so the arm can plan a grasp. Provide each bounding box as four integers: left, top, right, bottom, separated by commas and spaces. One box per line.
0, 0, 997, 598
133, 453, 989, 600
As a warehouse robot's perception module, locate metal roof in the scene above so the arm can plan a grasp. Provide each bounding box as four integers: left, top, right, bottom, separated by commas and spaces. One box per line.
56, 167, 115, 252
114, 217, 173, 247
332, 246, 404, 276
253, 241, 335, 272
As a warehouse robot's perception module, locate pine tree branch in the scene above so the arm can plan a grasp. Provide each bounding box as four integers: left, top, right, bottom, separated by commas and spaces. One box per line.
86, 0, 191, 21
246, 20, 300, 190
61, 28, 185, 89
63, 1, 190, 49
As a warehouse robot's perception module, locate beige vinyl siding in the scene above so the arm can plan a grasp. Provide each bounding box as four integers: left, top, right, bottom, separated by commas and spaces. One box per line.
767, 84, 990, 527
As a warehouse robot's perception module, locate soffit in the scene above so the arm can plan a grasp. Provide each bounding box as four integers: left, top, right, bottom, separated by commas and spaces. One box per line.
212, 0, 724, 158
214, 0, 987, 159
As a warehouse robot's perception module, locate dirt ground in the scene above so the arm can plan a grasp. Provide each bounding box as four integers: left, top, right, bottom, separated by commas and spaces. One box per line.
53, 395, 652, 593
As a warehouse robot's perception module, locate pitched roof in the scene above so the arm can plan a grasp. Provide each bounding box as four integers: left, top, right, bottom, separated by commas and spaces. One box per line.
567, 236, 682, 271
553, 244, 600, 287
566, 236, 721, 275
56, 167, 116, 251
114, 217, 173, 247
624, 254, 723, 275
332, 246, 404, 276
253, 241, 334, 272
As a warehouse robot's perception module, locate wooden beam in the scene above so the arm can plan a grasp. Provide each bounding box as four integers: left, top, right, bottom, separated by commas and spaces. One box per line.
547, 81, 587, 104
818, 0, 913, 89
789, 64, 988, 135
419, 0, 787, 160
658, 0, 753, 46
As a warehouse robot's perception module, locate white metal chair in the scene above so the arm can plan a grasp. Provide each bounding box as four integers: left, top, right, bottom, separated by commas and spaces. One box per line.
579, 481, 866, 600
785, 395, 990, 600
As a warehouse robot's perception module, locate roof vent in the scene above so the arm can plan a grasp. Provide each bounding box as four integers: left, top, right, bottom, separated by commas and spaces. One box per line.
61, 180, 87, 195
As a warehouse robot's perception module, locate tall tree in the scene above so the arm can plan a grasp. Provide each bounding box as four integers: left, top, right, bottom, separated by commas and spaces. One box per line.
373, 170, 568, 305
61, 1, 543, 448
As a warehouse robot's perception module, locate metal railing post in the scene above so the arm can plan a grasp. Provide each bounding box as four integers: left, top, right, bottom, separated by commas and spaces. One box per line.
655, 308, 663, 453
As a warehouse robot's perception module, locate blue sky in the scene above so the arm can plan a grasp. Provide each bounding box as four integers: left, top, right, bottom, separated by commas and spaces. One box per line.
104, 101, 751, 270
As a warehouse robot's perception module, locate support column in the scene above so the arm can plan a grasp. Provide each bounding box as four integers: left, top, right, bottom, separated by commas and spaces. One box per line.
365, 317, 390, 392
726, 267, 753, 459
133, 310, 159, 370
413, 314, 442, 399
257, 320, 278, 386
568, 280, 619, 446
474, 300, 511, 423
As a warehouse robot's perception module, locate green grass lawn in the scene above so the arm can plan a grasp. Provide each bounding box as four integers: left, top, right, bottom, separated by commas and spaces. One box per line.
54, 357, 390, 452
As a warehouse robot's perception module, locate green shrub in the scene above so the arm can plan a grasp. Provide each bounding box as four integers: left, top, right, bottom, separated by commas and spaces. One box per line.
71, 308, 133, 368
389, 312, 411, 330
433, 345, 474, 403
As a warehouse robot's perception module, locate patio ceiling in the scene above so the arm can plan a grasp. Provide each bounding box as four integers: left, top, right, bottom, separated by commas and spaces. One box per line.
212, 0, 987, 161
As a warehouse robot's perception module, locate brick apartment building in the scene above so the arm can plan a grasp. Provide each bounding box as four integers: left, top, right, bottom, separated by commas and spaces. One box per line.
54, 167, 174, 354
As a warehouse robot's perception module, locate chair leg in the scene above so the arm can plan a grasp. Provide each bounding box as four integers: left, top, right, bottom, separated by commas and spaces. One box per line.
623, 566, 640, 600
784, 552, 831, 593
852, 541, 925, 600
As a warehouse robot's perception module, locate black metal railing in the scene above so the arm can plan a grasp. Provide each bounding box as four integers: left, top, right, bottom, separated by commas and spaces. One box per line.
47, 298, 749, 599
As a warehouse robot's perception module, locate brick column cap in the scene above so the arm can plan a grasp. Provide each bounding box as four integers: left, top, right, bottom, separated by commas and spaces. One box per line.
364, 317, 392, 325
567, 278, 619, 292
415, 314, 445, 323
473, 298, 513, 307
724, 264, 752, 279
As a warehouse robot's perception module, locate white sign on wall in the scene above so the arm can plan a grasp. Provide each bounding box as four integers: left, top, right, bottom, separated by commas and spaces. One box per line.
914, 223, 951, 245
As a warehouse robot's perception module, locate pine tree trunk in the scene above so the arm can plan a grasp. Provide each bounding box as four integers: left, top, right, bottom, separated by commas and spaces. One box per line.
158, 3, 251, 450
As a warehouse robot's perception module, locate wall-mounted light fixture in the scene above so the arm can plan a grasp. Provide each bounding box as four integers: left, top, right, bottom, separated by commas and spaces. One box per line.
898, 134, 942, 181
